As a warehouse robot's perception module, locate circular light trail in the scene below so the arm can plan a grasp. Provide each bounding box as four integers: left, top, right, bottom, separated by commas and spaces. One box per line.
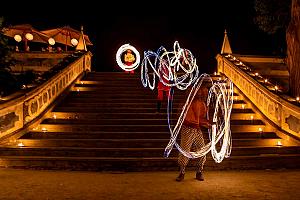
116, 44, 140, 71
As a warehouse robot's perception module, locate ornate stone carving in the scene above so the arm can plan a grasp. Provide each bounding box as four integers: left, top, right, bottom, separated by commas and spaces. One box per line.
285, 115, 300, 133
0, 112, 19, 132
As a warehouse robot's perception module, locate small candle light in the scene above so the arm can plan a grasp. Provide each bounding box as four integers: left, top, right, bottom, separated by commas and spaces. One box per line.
258, 127, 263, 138
41, 127, 47, 132
264, 79, 268, 83
276, 140, 283, 146
17, 142, 25, 147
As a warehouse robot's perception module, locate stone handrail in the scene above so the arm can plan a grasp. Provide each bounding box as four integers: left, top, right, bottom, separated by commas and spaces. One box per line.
0, 51, 92, 140
216, 54, 300, 140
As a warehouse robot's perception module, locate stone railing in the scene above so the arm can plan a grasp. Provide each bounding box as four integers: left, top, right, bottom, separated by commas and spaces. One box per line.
216, 54, 300, 140
11, 52, 73, 72
0, 51, 92, 140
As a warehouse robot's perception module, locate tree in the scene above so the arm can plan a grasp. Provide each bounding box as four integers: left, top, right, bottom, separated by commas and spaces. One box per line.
0, 17, 15, 71
286, 0, 300, 97
254, 0, 291, 34
0, 17, 18, 96
254, 0, 300, 97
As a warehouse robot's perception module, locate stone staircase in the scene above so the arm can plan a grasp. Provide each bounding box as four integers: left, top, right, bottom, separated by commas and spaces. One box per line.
0, 71, 300, 171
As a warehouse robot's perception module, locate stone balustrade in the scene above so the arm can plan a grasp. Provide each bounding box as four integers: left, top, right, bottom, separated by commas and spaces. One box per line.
0, 51, 92, 141
216, 54, 300, 140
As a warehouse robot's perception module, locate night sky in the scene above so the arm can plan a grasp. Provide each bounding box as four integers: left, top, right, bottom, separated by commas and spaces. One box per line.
1, 0, 285, 73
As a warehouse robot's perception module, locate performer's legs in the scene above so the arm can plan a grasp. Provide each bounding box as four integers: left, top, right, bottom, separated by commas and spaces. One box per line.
167, 87, 173, 113
176, 125, 194, 181
157, 89, 164, 113
194, 129, 206, 181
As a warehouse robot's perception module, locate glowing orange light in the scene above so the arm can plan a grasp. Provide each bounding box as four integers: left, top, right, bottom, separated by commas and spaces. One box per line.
41, 127, 47, 132
17, 142, 25, 147
276, 140, 283, 146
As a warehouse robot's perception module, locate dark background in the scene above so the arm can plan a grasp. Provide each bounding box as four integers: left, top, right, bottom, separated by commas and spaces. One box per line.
1, 0, 285, 74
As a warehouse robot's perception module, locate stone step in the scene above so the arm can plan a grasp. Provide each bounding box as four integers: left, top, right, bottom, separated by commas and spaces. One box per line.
50, 112, 176, 120
68, 88, 241, 98
37, 124, 269, 132
1, 154, 300, 171
71, 86, 239, 94
21, 131, 279, 140
40, 118, 265, 126
72, 86, 156, 92
16, 138, 284, 148
41, 118, 178, 125
49, 111, 257, 121
59, 100, 247, 107
68, 92, 166, 97
58, 102, 182, 108
52, 107, 255, 114
60, 98, 246, 104
83, 72, 222, 79
0, 145, 298, 157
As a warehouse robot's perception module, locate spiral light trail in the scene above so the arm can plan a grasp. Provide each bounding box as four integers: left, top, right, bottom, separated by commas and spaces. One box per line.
116, 41, 233, 163
140, 41, 233, 163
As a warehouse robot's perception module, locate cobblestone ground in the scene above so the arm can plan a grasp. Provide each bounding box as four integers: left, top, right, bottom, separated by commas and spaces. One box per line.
0, 168, 299, 200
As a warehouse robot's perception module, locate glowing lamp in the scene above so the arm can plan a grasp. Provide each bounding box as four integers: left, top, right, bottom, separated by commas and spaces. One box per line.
276, 140, 283, 146
255, 72, 259, 76
250, 115, 254, 120
48, 38, 55, 45
41, 127, 47, 132
25, 33, 33, 41
17, 142, 25, 147
53, 114, 57, 119
14, 34, 22, 42
296, 97, 300, 101
71, 38, 78, 46
264, 79, 268, 83
258, 128, 263, 132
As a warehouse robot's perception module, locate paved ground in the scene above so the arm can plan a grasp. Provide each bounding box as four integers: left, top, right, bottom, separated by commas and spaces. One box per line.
0, 168, 299, 200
